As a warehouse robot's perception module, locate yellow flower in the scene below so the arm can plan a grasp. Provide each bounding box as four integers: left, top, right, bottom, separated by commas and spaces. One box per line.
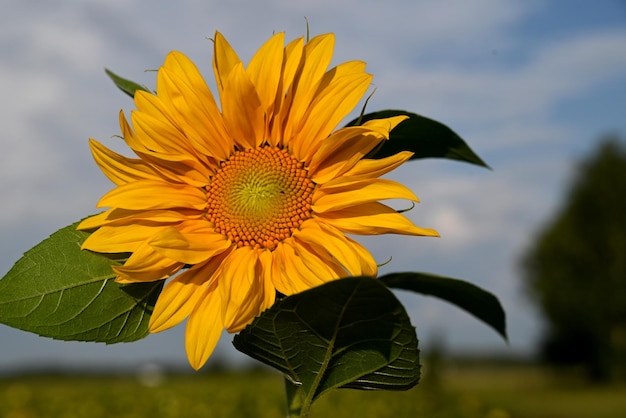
79, 31, 439, 369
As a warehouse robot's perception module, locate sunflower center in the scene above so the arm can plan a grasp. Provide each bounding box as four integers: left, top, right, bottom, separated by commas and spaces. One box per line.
206, 147, 314, 250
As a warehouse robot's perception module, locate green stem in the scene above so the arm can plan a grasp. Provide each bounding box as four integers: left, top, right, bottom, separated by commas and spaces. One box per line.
284, 375, 310, 417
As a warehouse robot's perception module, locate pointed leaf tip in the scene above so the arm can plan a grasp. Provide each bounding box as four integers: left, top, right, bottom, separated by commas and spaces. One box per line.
380, 272, 507, 341
105, 68, 151, 98
346, 110, 490, 169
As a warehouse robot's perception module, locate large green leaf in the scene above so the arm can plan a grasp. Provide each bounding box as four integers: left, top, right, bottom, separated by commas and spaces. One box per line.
380, 272, 507, 340
233, 277, 420, 410
347, 110, 490, 168
105, 69, 151, 98
0, 221, 162, 343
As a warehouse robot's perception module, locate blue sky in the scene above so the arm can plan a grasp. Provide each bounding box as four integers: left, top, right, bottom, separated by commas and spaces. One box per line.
1, 0, 625, 372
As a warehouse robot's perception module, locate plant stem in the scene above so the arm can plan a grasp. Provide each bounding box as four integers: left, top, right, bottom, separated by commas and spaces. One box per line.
284, 375, 309, 417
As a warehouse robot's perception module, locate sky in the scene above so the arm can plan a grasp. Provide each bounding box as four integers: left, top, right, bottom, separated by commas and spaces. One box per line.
1, 0, 625, 373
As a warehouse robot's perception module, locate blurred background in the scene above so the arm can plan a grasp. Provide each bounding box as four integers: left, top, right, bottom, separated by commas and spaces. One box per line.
1, 0, 625, 417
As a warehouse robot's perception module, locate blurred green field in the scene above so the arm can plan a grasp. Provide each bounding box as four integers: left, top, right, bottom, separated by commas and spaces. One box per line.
1, 362, 625, 418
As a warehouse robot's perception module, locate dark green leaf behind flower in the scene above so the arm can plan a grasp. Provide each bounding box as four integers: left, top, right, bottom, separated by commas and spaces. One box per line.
233, 277, 420, 413
380, 272, 507, 340
347, 110, 490, 169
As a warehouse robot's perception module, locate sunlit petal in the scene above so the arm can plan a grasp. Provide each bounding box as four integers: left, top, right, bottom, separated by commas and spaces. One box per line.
77, 208, 203, 230
283, 33, 335, 152
342, 151, 414, 179
294, 221, 377, 277
221, 62, 264, 149
318, 202, 440, 237
296, 65, 372, 161
81, 224, 163, 253
150, 248, 232, 335
186, 282, 223, 370
247, 32, 285, 116
213, 31, 242, 93
113, 242, 184, 283
218, 246, 265, 331
149, 266, 209, 333
97, 180, 206, 211
89, 139, 161, 186
313, 178, 419, 212
149, 223, 231, 265
308, 116, 408, 183
274, 240, 335, 294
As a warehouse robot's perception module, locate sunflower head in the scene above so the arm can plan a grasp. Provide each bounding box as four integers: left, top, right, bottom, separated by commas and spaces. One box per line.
79, 31, 438, 369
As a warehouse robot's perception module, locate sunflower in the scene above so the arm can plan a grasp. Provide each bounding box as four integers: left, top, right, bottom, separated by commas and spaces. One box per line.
78, 31, 439, 370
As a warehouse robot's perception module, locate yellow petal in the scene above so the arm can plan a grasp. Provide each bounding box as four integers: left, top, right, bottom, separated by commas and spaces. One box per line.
122, 108, 208, 186
131, 101, 213, 182
89, 139, 161, 186
294, 221, 377, 277
308, 126, 386, 184
338, 234, 378, 277
213, 31, 243, 93
120, 108, 212, 187
313, 178, 419, 213
77, 208, 203, 230
160, 51, 220, 117
118, 109, 136, 141
296, 66, 372, 161
120, 108, 154, 154
270, 37, 304, 146
247, 32, 285, 115
342, 151, 414, 179
292, 238, 348, 279
258, 249, 279, 308
185, 283, 224, 370
149, 223, 231, 265
158, 75, 232, 163
220, 62, 264, 149
317, 202, 440, 237
81, 224, 162, 253
149, 265, 211, 333
218, 247, 265, 332
114, 242, 184, 283
282, 33, 335, 146
131, 150, 212, 188
281, 37, 305, 92
308, 116, 408, 183
361, 115, 409, 136
97, 180, 206, 211
133, 93, 186, 151
77, 211, 111, 231
150, 249, 231, 333
274, 240, 337, 294
132, 113, 213, 180
158, 52, 232, 161
316, 60, 367, 91
260, 246, 294, 295
122, 109, 207, 188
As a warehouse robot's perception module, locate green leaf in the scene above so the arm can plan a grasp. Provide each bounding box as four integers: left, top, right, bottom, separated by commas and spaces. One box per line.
233, 277, 420, 410
105, 69, 151, 98
347, 110, 490, 168
380, 272, 507, 340
0, 221, 162, 343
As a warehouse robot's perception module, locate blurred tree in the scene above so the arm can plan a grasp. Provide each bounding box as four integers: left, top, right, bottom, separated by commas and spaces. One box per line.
521, 136, 626, 382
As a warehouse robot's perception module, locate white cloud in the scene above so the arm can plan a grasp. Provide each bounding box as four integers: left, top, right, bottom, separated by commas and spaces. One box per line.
373, 29, 626, 149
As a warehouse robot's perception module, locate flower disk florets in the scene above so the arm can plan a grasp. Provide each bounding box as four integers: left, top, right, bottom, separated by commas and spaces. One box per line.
206, 147, 314, 250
